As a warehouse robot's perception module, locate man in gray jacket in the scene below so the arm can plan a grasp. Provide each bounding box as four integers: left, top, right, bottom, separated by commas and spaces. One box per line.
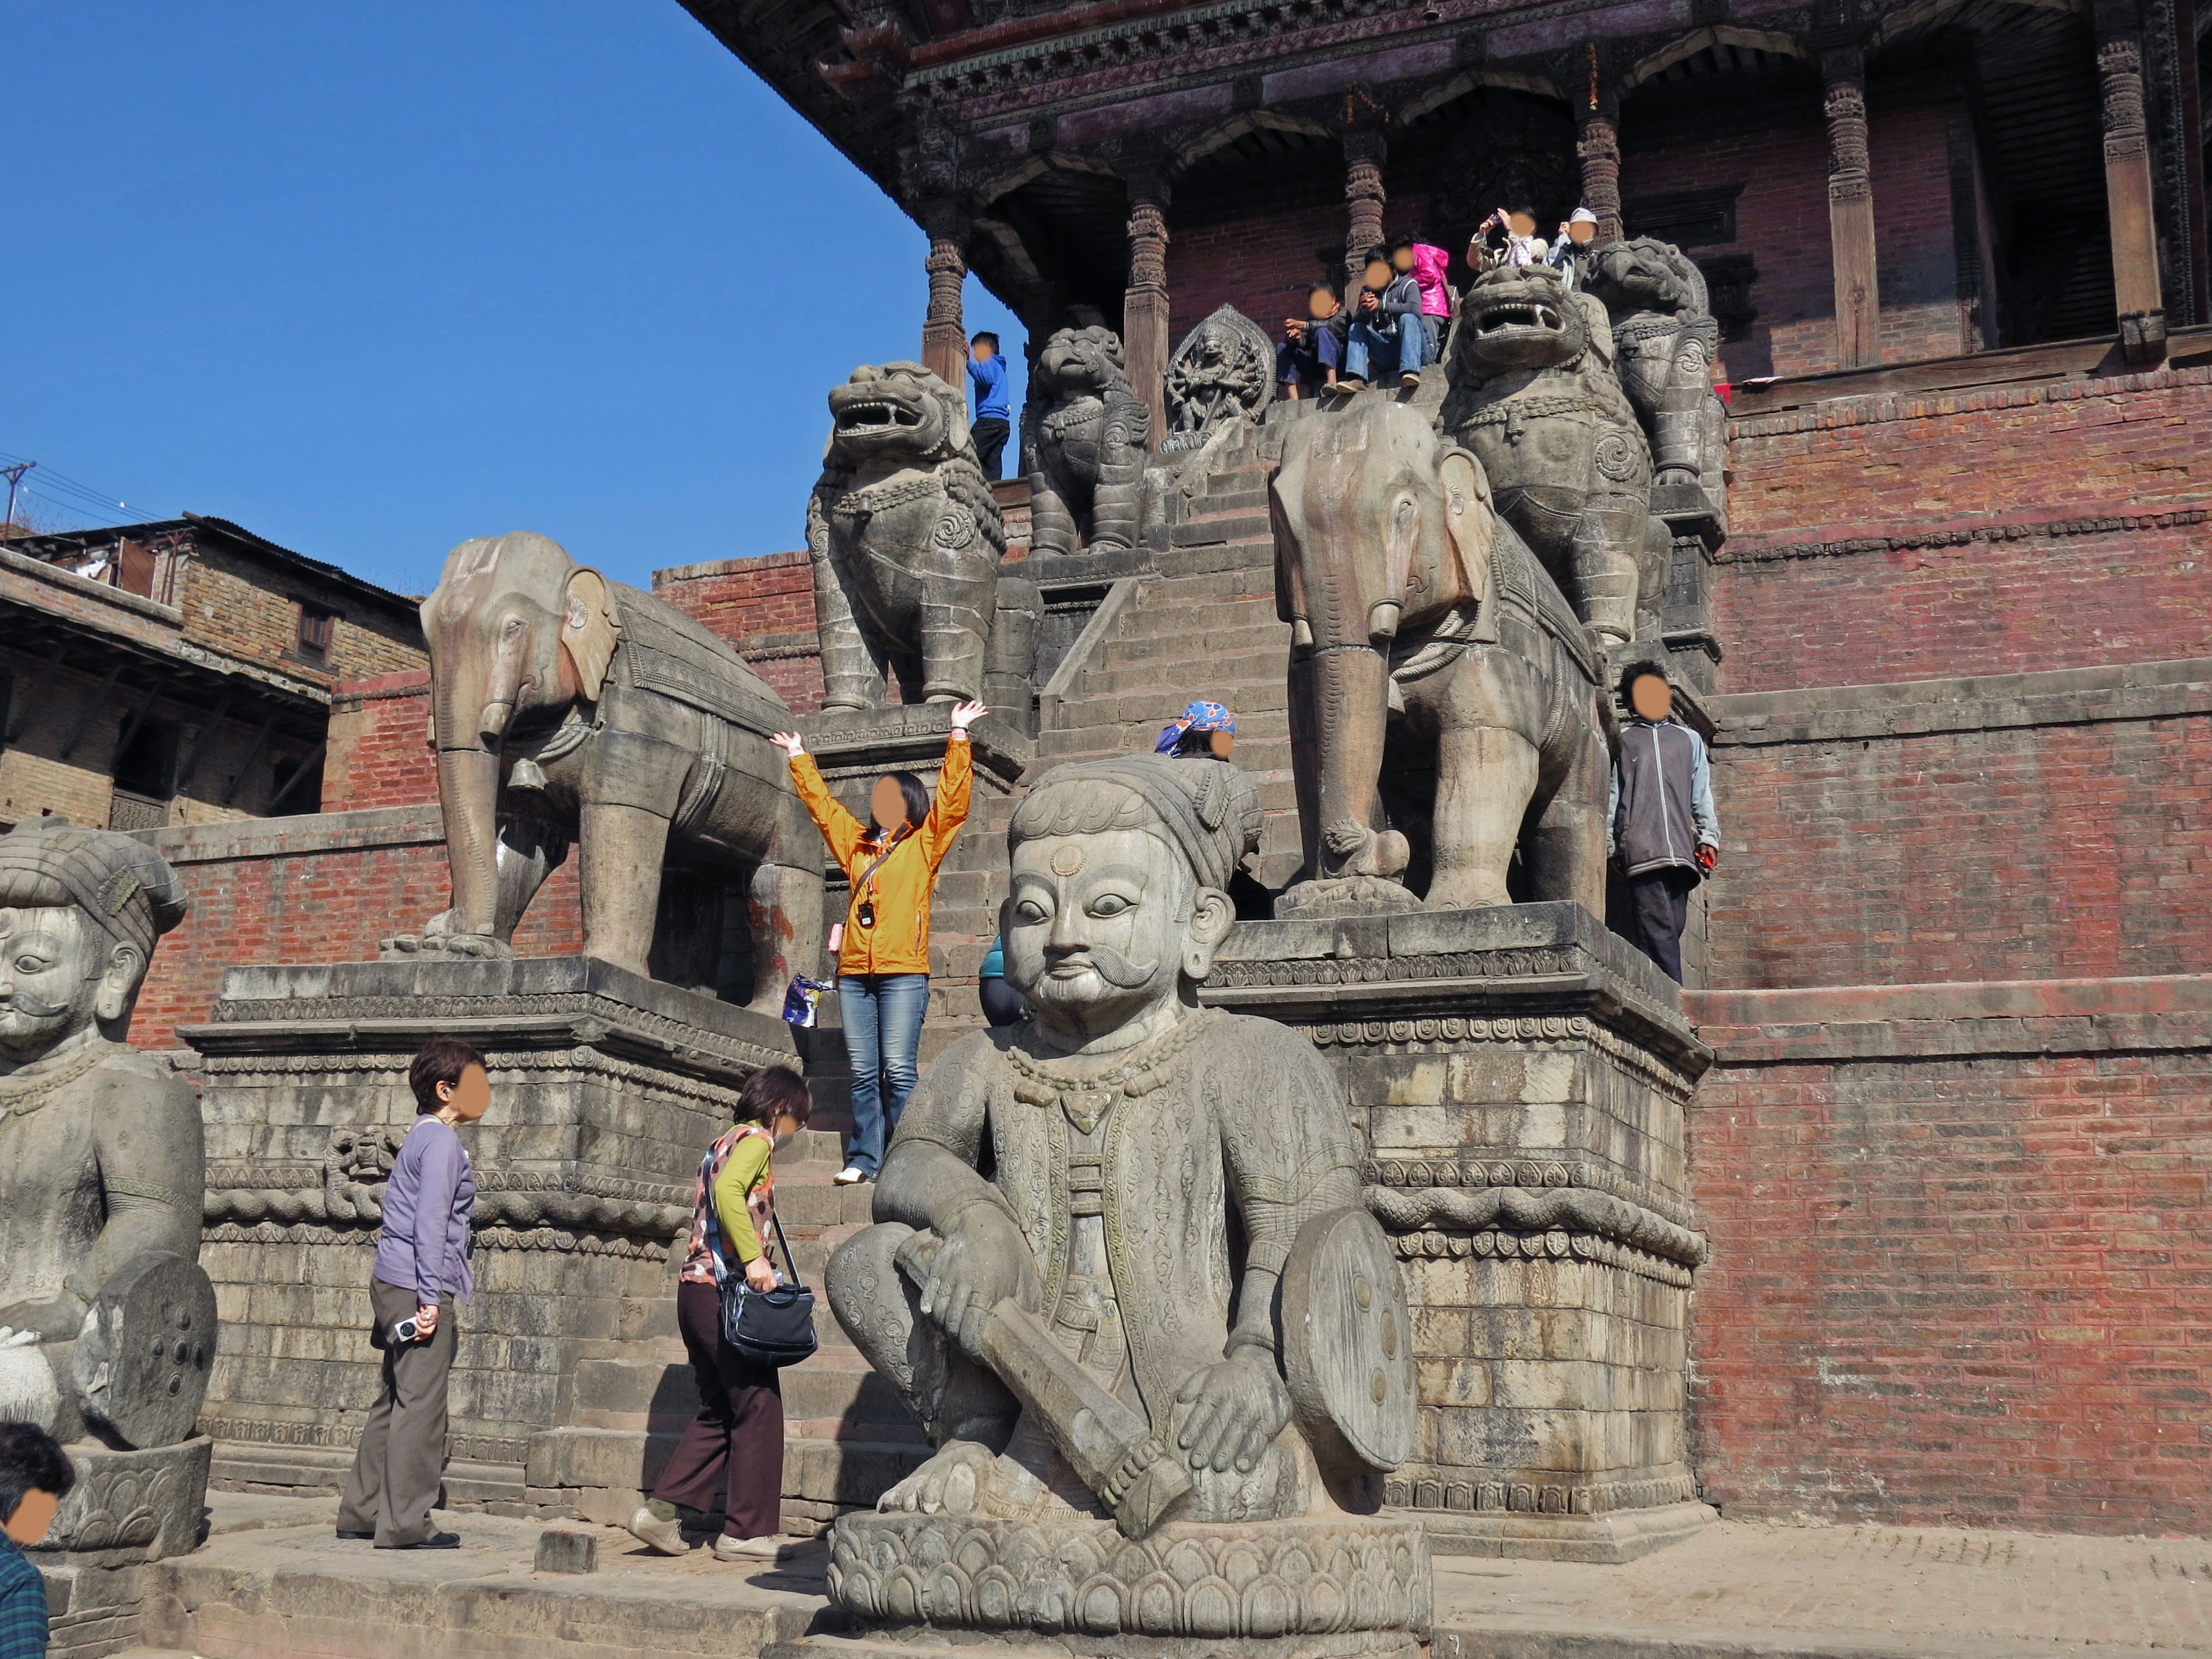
1608, 665, 1720, 983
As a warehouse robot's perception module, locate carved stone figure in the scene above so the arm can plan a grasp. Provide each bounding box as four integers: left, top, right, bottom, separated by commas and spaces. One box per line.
1581, 238, 1730, 537
1162, 304, 1275, 450
1272, 397, 1609, 916
821, 755, 1426, 1656
1024, 326, 1151, 556
1440, 263, 1660, 648
0, 823, 213, 1451
807, 362, 1017, 709
402, 531, 824, 1010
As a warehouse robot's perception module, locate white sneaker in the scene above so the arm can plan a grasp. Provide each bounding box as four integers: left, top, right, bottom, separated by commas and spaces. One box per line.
832, 1165, 870, 1185
713, 1532, 789, 1562
626, 1505, 690, 1555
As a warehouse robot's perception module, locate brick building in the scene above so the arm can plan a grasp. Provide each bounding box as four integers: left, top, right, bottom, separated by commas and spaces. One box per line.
0, 515, 425, 834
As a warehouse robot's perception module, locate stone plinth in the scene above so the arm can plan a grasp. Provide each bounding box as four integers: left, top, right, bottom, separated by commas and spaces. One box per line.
1202, 903, 1715, 1562
33, 1435, 213, 1659
771, 1509, 1427, 1659
180, 956, 796, 1509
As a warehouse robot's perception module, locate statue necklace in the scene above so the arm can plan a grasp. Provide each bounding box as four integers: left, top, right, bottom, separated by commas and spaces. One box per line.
1005, 1008, 1217, 1135
0, 1035, 112, 1123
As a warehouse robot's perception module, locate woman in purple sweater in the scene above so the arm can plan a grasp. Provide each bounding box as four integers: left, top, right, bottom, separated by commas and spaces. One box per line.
337, 1037, 489, 1549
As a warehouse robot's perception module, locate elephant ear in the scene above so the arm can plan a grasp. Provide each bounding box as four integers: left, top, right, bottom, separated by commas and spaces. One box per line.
560, 566, 621, 701
1437, 445, 1495, 618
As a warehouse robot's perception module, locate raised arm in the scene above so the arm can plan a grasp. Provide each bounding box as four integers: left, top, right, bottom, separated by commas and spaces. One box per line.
778, 739, 866, 874
919, 703, 982, 869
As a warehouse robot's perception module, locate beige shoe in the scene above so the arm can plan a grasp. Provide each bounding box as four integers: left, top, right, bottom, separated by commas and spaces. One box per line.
627, 1505, 691, 1555
712, 1532, 788, 1562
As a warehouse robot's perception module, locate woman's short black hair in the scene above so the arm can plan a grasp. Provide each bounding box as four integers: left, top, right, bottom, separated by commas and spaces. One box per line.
738, 1065, 812, 1127
881, 771, 931, 830
0, 1421, 75, 1524
410, 1036, 487, 1115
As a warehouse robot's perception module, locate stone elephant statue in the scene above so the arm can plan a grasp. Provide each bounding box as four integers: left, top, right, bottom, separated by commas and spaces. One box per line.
405, 531, 824, 1010
1271, 397, 1610, 915
1024, 325, 1150, 555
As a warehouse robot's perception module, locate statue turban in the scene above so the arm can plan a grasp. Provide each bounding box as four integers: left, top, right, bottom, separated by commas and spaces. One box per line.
0, 821, 187, 960
1010, 756, 1262, 892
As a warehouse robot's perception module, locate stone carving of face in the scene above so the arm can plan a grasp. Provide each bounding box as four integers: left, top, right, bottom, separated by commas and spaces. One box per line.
1002, 828, 1212, 1041
0, 904, 138, 1060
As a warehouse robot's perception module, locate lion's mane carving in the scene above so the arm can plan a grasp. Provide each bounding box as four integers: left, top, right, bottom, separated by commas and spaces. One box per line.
1022, 326, 1149, 556
1581, 236, 1729, 536
808, 361, 1009, 708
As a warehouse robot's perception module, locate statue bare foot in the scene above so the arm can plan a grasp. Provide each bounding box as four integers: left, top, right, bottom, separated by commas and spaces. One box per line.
880, 1439, 1047, 1518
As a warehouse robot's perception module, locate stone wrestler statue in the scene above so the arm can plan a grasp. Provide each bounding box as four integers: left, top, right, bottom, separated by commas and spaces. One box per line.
0, 823, 211, 1449
828, 755, 1403, 1536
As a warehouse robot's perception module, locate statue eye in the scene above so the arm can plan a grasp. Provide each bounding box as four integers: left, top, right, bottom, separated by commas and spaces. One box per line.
1013, 900, 1050, 925
1088, 894, 1132, 918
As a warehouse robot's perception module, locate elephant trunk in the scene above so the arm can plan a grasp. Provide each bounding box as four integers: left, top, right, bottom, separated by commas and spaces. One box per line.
435, 745, 503, 938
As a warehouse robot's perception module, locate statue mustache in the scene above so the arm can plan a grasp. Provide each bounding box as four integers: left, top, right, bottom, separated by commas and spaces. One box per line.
0, 991, 71, 1018
1043, 944, 1161, 989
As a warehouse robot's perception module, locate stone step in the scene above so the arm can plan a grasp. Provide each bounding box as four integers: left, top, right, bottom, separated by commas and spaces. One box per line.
1079, 653, 1288, 695
524, 1424, 929, 1521
568, 1347, 910, 1433
1171, 512, 1270, 547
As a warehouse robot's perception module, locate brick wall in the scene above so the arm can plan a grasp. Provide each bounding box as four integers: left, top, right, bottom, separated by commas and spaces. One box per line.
323, 671, 439, 810
1684, 981, 2212, 1535
180, 539, 423, 687
1166, 196, 1350, 340
134, 810, 581, 1055
655, 551, 827, 714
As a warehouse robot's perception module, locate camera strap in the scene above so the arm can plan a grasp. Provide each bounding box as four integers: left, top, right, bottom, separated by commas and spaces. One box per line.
853, 827, 908, 899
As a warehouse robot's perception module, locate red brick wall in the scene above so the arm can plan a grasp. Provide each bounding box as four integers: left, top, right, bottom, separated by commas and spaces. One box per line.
654, 551, 827, 715
1621, 98, 1969, 381
1685, 984, 2212, 1535
323, 671, 439, 810
1166, 198, 1349, 340
134, 817, 581, 1054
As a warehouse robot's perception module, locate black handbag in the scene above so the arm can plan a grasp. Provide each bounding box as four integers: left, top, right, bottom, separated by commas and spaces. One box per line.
700, 1146, 819, 1369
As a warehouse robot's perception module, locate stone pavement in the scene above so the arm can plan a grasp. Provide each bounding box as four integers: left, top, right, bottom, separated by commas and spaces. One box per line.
105, 1498, 2212, 1659
1433, 1519, 2212, 1659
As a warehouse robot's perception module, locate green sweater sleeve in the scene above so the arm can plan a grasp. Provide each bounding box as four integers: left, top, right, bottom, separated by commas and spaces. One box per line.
711, 1137, 772, 1264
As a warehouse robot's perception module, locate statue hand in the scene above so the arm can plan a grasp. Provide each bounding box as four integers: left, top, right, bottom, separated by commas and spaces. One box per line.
0, 1327, 41, 1351
918, 1206, 1036, 1358
1173, 1348, 1289, 1475
0, 1297, 84, 1344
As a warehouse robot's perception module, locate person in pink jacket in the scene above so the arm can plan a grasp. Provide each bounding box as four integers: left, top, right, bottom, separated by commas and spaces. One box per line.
1397, 239, 1453, 364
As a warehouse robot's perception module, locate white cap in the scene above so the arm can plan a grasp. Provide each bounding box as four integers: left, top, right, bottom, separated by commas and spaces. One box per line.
1569, 207, 1599, 225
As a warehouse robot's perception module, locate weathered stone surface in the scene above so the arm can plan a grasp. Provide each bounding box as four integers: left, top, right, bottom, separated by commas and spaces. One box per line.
183, 956, 796, 1505
1025, 328, 1150, 557
1206, 903, 1710, 1560
536, 1528, 600, 1574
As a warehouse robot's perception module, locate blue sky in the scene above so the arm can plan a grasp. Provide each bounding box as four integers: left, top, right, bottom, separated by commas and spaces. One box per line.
3, 3, 1025, 597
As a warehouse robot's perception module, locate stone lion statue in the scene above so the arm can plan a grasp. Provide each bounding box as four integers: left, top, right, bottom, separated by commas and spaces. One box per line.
1581, 236, 1729, 536
1023, 326, 1150, 556
809, 361, 1010, 708
1162, 304, 1275, 450
1438, 263, 1664, 648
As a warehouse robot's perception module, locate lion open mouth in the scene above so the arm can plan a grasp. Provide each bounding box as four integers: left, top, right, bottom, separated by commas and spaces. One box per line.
834, 399, 926, 435
1475, 301, 1565, 336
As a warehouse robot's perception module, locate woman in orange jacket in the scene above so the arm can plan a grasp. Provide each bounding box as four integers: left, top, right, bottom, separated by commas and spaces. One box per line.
772, 701, 982, 1184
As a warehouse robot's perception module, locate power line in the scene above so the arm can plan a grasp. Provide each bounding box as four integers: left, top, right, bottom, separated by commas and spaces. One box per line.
1, 462, 32, 532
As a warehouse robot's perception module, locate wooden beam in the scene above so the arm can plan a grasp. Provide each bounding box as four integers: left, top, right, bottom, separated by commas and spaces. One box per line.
1821, 48, 1882, 370
175, 690, 237, 792
266, 740, 328, 816
222, 710, 279, 808
1122, 179, 1171, 450
2096, 21, 2167, 363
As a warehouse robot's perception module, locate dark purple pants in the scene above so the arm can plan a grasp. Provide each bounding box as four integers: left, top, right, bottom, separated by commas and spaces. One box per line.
650, 1281, 785, 1539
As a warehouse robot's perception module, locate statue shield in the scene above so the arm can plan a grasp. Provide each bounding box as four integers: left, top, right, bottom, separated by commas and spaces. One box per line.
1281, 1206, 1417, 1474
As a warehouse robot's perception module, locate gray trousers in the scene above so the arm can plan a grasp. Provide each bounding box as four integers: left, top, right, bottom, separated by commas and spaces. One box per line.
338, 1277, 457, 1547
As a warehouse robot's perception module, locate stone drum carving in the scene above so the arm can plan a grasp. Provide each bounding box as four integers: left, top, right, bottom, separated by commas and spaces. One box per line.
821, 755, 1428, 1658
1272, 397, 1609, 917
1163, 304, 1276, 450
1439, 263, 1661, 649
1024, 326, 1151, 556
399, 531, 824, 1010
808, 361, 1028, 710
0, 823, 215, 1558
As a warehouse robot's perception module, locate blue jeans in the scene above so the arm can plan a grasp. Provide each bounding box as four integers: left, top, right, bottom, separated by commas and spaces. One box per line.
1345, 315, 1425, 382
838, 974, 929, 1177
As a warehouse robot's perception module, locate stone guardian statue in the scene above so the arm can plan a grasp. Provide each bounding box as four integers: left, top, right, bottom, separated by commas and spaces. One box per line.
821, 755, 1428, 1657
0, 822, 213, 1452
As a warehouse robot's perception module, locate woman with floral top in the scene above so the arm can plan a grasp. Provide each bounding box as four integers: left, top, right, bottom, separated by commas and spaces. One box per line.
627, 1065, 811, 1562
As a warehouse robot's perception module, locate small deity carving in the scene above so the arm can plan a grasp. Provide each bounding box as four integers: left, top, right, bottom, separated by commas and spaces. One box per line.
808, 361, 1017, 708
0, 823, 213, 1451
1162, 304, 1275, 451
825, 755, 1416, 1543
1440, 263, 1665, 648
1023, 327, 1150, 556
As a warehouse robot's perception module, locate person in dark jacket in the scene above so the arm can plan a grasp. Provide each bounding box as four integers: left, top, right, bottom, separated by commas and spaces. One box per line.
0, 1422, 72, 1659
1339, 244, 1426, 391
1608, 665, 1720, 983
337, 1037, 491, 1549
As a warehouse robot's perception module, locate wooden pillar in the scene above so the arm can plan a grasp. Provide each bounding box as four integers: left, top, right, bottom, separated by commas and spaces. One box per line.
1123, 178, 1171, 446
1821, 47, 1882, 369
1344, 128, 1388, 282
1577, 101, 1624, 245
2095, 13, 2167, 362
921, 201, 969, 389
